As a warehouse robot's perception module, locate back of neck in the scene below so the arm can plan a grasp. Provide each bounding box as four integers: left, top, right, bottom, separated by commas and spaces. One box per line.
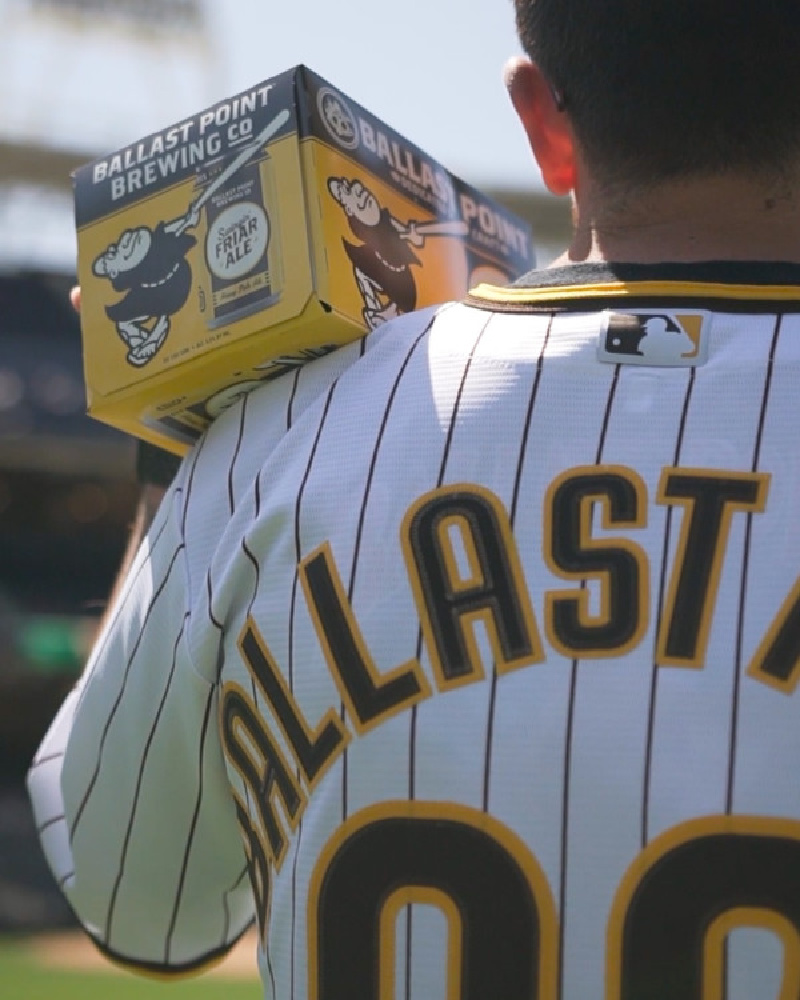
557, 171, 800, 266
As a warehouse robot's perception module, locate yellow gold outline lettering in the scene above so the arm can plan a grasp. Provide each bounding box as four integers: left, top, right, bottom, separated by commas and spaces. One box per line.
544, 465, 649, 659
300, 541, 431, 734
402, 484, 544, 691
656, 468, 769, 668
308, 800, 558, 1000
704, 907, 800, 1000
220, 680, 306, 872
607, 814, 800, 1000
379, 887, 462, 1000
747, 575, 800, 693
237, 616, 350, 791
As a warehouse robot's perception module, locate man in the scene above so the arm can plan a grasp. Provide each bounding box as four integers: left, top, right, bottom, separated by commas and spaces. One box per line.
28, 1, 800, 996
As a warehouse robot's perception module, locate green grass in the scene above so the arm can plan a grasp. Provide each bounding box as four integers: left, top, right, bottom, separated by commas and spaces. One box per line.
0, 936, 262, 999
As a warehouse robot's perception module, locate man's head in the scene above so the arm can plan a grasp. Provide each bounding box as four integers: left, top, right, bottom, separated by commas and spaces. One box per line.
510, 0, 800, 194
328, 177, 381, 226
93, 227, 152, 280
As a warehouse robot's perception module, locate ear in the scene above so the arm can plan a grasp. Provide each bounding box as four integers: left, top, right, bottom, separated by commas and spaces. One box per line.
504, 56, 577, 197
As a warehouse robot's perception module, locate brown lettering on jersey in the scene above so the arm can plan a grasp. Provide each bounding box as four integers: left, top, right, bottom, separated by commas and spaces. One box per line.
308, 802, 558, 1000
220, 682, 305, 870
747, 575, 800, 693
300, 542, 431, 733
543, 467, 649, 658
238, 618, 349, 788
607, 815, 800, 1000
402, 484, 544, 689
656, 469, 769, 667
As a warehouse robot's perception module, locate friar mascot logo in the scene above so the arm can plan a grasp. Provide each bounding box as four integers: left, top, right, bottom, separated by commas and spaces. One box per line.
92, 108, 290, 368
328, 176, 468, 330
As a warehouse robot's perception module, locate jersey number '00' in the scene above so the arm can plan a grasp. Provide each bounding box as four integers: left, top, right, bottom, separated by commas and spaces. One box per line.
221, 463, 800, 1000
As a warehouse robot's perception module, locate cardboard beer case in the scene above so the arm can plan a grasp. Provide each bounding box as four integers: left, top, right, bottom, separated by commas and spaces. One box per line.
74, 65, 536, 455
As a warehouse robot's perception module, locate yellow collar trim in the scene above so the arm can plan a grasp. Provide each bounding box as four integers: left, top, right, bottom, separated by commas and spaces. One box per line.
469, 279, 800, 304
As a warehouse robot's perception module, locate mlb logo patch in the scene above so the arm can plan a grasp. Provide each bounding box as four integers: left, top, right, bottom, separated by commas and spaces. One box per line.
597, 310, 710, 367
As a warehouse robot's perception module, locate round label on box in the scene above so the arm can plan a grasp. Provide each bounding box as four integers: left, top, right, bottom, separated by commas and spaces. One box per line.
206, 201, 270, 281
317, 86, 359, 150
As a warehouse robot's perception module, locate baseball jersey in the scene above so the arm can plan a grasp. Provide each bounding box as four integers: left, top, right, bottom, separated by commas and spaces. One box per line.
27, 260, 800, 999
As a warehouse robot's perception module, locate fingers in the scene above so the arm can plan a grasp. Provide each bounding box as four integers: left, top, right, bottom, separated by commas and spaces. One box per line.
70, 286, 81, 313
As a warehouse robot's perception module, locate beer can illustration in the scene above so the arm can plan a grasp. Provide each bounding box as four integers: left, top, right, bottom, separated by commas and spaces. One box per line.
185, 108, 290, 329
202, 154, 281, 327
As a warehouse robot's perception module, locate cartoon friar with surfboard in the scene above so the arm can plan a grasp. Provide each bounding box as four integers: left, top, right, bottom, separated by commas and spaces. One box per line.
92, 108, 290, 368
327, 176, 469, 330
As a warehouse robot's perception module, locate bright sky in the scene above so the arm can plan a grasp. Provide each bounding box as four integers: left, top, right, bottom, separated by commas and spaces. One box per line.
205, 0, 542, 192
0, 0, 548, 272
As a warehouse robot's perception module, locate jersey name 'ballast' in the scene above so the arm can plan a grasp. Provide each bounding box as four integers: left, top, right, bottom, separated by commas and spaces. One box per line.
221, 462, 799, 933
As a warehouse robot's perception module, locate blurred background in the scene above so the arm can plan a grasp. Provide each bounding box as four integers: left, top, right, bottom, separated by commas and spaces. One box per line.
0, 0, 570, 937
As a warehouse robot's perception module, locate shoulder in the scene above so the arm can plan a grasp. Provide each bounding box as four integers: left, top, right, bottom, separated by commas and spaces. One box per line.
189, 300, 487, 459
190, 305, 464, 471
236, 304, 453, 418
169, 305, 448, 561
183, 306, 437, 453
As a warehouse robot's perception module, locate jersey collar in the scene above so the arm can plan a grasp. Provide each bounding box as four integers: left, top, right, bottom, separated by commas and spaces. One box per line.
467, 260, 800, 313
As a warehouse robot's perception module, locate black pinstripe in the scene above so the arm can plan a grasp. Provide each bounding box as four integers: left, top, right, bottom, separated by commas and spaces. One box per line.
286, 365, 302, 431
221, 865, 251, 949
36, 813, 64, 835
228, 394, 248, 516
285, 356, 336, 1000
726, 313, 783, 813
346, 313, 442, 600
29, 751, 65, 772
71, 509, 174, 724
179, 433, 207, 538
283, 371, 301, 1000
409, 310, 495, 797
163, 682, 216, 962
279, 377, 340, 999
209, 399, 258, 864
641, 369, 696, 847
206, 572, 224, 632
70, 544, 186, 839
403, 309, 493, 1000
341, 306, 445, 822
105, 614, 190, 942
483, 311, 555, 814
225, 405, 279, 989
557, 363, 621, 1000
240, 542, 261, 692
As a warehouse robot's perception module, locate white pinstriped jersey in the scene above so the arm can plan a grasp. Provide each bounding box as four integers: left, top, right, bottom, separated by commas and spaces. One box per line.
28, 261, 800, 999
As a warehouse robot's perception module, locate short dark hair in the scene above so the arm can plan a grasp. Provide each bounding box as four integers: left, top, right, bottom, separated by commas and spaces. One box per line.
514, 0, 800, 188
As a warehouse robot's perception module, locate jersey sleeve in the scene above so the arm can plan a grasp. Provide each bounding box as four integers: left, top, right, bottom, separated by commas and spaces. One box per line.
26, 483, 254, 976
